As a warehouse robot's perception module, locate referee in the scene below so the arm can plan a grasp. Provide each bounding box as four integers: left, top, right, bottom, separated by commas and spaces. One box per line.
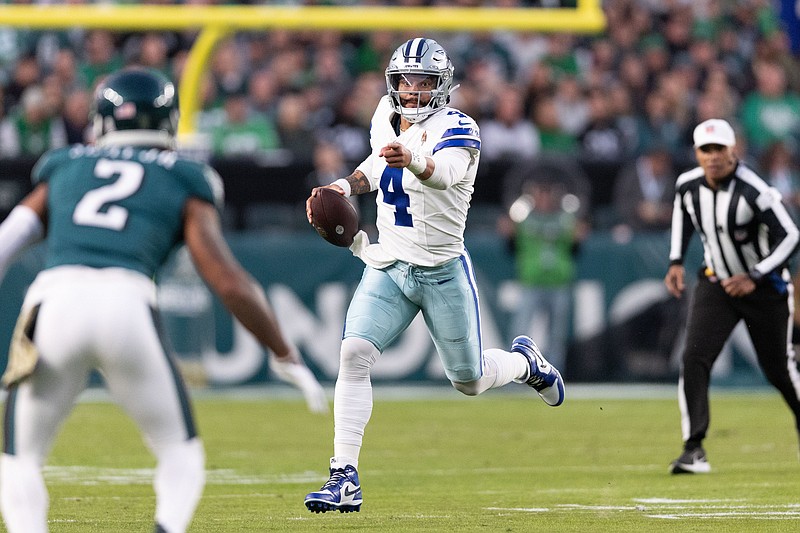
664, 118, 800, 474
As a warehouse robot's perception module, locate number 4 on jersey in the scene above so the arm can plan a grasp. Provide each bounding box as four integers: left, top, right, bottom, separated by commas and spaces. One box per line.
379, 166, 413, 227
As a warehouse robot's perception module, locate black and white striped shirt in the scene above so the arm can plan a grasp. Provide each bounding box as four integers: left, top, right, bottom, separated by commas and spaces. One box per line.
669, 162, 800, 281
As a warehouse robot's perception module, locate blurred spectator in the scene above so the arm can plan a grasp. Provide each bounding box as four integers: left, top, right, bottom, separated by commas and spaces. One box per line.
700, 65, 740, 121
60, 88, 91, 145
498, 179, 586, 373
321, 92, 371, 169
276, 92, 314, 165
450, 31, 516, 84
531, 94, 576, 155
207, 90, 280, 159
540, 33, 581, 78
50, 48, 80, 93
522, 61, 555, 106
585, 37, 618, 89
552, 74, 589, 136
77, 30, 123, 89
209, 37, 249, 108
0, 85, 66, 158
617, 53, 649, 112
612, 143, 675, 233
578, 88, 627, 160
662, 60, 699, 119
757, 29, 800, 93
461, 52, 508, 118
5, 53, 40, 111
717, 22, 750, 93
40, 74, 65, 120
479, 84, 540, 163
496, 31, 547, 84
740, 59, 800, 158
306, 140, 348, 190
577, 88, 628, 211
248, 67, 279, 117
662, 6, 693, 63
124, 32, 174, 79
308, 42, 352, 110
640, 33, 670, 84
632, 89, 684, 159
305, 140, 360, 216
608, 81, 638, 151
353, 31, 397, 75
301, 84, 335, 130
270, 43, 308, 94
685, 30, 718, 85
759, 140, 800, 223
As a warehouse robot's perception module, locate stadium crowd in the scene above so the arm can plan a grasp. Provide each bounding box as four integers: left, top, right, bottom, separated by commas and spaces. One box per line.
0, 0, 798, 232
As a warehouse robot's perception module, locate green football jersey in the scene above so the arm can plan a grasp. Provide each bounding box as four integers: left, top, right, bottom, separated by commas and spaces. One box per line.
32, 144, 224, 278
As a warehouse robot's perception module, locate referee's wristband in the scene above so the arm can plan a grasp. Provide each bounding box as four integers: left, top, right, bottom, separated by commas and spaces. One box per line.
748, 269, 764, 283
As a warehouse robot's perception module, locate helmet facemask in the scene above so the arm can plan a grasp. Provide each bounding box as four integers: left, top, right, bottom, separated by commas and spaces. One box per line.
385, 38, 454, 123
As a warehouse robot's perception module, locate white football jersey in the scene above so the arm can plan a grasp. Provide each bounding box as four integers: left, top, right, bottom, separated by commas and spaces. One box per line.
356, 95, 481, 267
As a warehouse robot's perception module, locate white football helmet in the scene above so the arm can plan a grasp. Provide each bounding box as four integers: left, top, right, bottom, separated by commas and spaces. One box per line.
385, 37, 454, 123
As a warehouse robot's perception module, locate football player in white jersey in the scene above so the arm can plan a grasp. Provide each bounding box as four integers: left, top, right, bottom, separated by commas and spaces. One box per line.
0, 68, 326, 533
304, 37, 566, 514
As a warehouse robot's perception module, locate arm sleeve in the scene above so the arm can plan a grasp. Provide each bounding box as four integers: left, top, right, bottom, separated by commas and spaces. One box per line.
668, 191, 692, 265
419, 147, 473, 190
752, 187, 800, 275
0, 205, 45, 280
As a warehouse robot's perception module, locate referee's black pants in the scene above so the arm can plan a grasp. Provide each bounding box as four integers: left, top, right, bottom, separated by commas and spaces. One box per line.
680, 273, 800, 449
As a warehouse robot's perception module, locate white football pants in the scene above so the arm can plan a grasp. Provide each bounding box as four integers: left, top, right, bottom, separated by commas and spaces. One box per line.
0, 266, 204, 533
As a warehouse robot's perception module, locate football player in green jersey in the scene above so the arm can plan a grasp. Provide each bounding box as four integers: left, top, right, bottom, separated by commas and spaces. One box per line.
0, 67, 326, 533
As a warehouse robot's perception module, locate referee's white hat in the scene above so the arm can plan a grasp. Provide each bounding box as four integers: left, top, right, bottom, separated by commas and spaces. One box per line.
693, 119, 736, 148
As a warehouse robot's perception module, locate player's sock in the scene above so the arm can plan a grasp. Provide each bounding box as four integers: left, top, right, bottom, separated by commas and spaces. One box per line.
333, 337, 378, 463
0, 453, 48, 533
470, 348, 531, 394
153, 438, 205, 533
330, 455, 359, 470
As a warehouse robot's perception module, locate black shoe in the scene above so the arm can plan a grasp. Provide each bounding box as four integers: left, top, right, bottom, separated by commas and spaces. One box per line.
669, 447, 711, 474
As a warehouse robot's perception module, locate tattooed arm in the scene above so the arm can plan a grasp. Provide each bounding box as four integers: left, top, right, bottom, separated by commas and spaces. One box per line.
306, 170, 370, 224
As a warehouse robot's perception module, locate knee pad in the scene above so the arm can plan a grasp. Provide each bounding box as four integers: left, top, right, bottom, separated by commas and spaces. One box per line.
339, 337, 379, 379
451, 380, 480, 396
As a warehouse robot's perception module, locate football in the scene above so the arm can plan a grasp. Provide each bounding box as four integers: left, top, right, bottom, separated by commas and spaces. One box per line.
310, 187, 359, 247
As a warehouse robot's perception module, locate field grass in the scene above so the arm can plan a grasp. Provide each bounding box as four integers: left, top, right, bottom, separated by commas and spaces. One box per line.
20, 385, 800, 532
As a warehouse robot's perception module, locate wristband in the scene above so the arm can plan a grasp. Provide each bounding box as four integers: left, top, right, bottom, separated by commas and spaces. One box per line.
407, 151, 427, 175
748, 269, 764, 283
331, 178, 351, 197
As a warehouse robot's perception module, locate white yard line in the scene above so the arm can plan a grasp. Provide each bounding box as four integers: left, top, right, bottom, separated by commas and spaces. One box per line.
486, 500, 800, 520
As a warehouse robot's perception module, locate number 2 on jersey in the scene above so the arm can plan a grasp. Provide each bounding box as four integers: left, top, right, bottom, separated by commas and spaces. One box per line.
73, 159, 144, 231
379, 166, 413, 227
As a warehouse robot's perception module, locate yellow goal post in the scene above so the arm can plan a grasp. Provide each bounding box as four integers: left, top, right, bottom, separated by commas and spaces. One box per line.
0, 2, 606, 143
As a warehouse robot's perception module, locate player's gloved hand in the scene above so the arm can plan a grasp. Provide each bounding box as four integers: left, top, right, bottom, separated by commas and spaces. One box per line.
269, 353, 329, 414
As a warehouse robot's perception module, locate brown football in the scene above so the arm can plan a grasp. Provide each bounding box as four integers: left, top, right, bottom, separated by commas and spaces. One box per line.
310, 187, 359, 247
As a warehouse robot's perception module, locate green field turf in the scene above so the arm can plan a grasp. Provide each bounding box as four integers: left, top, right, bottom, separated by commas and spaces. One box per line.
19, 386, 800, 532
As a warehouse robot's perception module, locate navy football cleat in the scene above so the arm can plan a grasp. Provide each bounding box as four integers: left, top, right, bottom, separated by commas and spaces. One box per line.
304, 464, 362, 513
511, 335, 565, 407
